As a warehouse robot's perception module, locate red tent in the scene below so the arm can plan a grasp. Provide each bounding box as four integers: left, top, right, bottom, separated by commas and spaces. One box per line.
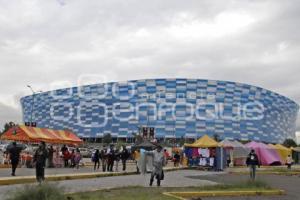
1, 125, 83, 145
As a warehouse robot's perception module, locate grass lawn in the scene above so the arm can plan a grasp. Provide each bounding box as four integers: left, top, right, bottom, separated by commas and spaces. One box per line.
68, 180, 271, 200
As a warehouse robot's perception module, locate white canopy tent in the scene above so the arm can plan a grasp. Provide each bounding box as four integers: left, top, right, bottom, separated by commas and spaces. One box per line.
219, 139, 250, 166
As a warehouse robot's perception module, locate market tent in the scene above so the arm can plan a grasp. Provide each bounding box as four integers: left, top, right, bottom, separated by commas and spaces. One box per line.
184, 135, 219, 148
219, 139, 250, 166
219, 139, 234, 149
1, 125, 83, 145
268, 144, 292, 163
219, 139, 250, 158
245, 141, 282, 166
231, 141, 251, 158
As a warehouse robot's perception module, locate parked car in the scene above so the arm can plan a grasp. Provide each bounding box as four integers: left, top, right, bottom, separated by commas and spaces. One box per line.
0, 144, 8, 152
78, 148, 92, 158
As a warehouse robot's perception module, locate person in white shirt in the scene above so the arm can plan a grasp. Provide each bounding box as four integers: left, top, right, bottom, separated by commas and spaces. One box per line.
286, 155, 293, 170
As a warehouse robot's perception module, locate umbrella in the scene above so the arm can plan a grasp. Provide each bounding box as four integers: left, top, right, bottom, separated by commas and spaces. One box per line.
6, 142, 26, 151
133, 140, 158, 151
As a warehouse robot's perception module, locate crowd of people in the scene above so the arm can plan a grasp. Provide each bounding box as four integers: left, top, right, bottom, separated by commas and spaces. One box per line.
3, 141, 184, 186
91, 145, 130, 172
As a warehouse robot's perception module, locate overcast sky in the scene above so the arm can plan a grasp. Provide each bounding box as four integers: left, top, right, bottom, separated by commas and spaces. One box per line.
0, 0, 299, 132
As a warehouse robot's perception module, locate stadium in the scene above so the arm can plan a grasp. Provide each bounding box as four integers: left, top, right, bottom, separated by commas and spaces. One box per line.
20, 79, 299, 143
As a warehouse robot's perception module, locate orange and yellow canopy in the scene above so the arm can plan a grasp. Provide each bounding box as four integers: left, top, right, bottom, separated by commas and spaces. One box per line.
184, 135, 219, 148
1, 125, 83, 145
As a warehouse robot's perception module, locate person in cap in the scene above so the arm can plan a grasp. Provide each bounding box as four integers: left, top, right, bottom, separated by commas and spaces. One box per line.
8, 142, 22, 176
33, 141, 48, 183
145, 145, 166, 186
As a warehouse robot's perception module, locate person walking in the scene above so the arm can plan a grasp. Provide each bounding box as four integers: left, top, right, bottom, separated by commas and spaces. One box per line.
8, 142, 22, 176
61, 145, 69, 167
63, 148, 70, 167
47, 145, 54, 168
74, 148, 81, 170
286, 155, 293, 170
101, 148, 107, 172
133, 149, 140, 173
93, 149, 101, 171
33, 141, 48, 183
114, 149, 120, 172
173, 151, 180, 167
145, 145, 166, 187
163, 149, 170, 165
120, 146, 129, 171
70, 149, 76, 168
107, 146, 115, 172
246, 149, 260, 180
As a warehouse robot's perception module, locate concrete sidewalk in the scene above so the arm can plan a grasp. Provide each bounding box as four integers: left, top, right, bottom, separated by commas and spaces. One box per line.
0, 161, 139, 177
0, 166, 187, 185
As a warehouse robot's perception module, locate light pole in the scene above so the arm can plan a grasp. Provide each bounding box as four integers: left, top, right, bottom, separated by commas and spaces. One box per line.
27, 85, 42, 126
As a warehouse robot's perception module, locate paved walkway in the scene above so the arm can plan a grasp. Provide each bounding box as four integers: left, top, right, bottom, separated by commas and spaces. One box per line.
0, 161, 140, 178
0, 170, 221, 199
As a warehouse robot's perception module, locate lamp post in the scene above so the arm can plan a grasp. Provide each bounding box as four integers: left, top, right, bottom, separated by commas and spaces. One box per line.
27, 85, 42, 126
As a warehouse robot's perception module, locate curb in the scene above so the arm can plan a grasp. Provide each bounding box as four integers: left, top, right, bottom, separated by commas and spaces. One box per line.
163, 189, 285, 199
0, 167, 187, 186
230, 171, 300, 175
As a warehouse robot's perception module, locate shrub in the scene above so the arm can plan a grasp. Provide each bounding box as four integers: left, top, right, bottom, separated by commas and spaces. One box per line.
7, 183, 66, 200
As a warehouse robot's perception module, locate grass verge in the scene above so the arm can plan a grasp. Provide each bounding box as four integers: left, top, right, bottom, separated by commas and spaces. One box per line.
68, 180, 278, 200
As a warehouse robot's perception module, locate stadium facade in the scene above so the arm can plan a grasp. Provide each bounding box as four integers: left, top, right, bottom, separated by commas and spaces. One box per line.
20, 79, 299, 143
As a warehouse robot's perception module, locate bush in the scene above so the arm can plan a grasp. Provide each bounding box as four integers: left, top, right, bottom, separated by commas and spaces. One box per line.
7, 183, 66, 200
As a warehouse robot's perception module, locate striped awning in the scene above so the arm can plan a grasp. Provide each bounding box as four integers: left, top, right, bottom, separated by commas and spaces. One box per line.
1, 125, 83, 145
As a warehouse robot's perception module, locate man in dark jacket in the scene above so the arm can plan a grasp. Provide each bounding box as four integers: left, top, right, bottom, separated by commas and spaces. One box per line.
120, 146, 129, 171
101, 148, 107, 172
8, 142, 22, 176
93, 149, 100, 171
246, 149, 260, 180
107, 146, 115, 172
33, 141, 48, 183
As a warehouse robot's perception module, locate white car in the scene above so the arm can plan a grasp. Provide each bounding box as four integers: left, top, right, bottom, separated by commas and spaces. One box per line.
79, 148, 92, 158
0, 144, 8, 152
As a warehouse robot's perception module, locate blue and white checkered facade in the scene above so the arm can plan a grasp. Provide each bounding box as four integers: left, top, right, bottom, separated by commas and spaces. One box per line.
20, 79, 299, 143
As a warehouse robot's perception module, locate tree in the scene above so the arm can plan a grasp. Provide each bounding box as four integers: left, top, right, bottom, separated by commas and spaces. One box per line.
116, 141, 126, 149
179, 136, 185, 147
1, 121, 16, 135
283, 138, 297, 148
132, 132, 143, 144
102, 133, 112, 145
213, 133, 221, 142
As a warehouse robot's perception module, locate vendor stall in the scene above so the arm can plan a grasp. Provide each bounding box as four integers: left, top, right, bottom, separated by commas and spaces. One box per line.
184, 135, 226, 170
219, 139, 250, 166
1, 125, 83, 168
268, 144, 292, 164
1, 125, 83, 145
245, 141, 282, 166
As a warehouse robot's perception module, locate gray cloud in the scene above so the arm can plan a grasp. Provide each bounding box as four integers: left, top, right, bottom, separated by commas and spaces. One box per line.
0, 102, 22, 131
0, 0, 299, 131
